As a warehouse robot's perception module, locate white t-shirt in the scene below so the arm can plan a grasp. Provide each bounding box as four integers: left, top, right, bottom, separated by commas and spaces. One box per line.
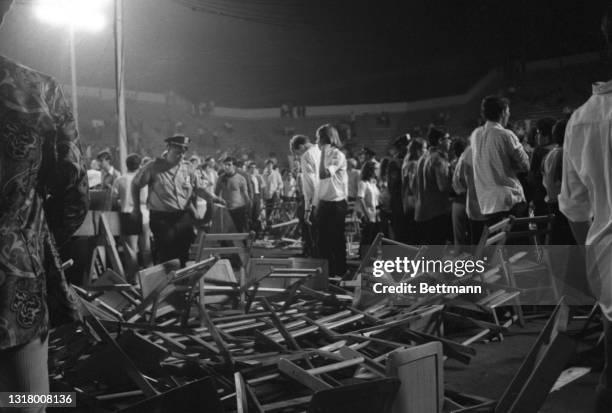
319, 146, 348, 202
357, 179, 380, 222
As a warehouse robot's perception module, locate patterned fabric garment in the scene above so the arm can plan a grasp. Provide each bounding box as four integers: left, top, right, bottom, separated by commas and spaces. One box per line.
0, 55, 89, 350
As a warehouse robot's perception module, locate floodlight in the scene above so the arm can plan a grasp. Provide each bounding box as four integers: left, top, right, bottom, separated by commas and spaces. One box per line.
34, 0, 110, 32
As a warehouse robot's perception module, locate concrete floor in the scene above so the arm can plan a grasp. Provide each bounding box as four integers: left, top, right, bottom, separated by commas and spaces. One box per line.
444, 317, 601, 413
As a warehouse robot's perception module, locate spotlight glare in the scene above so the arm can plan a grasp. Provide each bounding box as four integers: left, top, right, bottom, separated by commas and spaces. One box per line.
34, 0, 110, 32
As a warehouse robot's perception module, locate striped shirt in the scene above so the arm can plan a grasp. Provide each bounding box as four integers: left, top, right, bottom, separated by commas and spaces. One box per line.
470, 121, 530, 215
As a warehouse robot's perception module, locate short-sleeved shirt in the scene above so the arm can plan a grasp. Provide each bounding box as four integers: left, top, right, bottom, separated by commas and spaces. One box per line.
470, 121, 530, 214
357, 179, 380, 222
262, 169, 283, 200
133, 158, 200, 212
319, 146, 348, 202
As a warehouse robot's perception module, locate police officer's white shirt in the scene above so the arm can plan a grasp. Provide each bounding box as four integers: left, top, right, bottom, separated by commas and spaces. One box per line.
133, 158, 199, 212
319, 146, 348, 202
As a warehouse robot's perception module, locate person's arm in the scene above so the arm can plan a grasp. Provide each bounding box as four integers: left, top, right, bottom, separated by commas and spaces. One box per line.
410, 160, 420, 196
301, 155, 316, 206
43, 81, 89, 245
321, 146, 344, 181
111, 177, 122, 209
319, 146, 330, 179
452, 153, 467, 194
507, 132, 530, 173
357, 181, 369, 223
559, 146, 592, 244
131, 164, 151, 216
434, 156, 451, 192
214, 174, 223, 196
195, 173, 225, 204
275, 171, 283, 197
541, 151, 553, 197
568, 221, 591, 245
240, 176, 251, 205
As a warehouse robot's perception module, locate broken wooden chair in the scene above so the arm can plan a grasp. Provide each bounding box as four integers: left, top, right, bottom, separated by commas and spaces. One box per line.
444, 217, 524, 342
386, 341, 444, 413
501, 214, 560, 306
190, 231, 255, 305
125, 257, 217, 324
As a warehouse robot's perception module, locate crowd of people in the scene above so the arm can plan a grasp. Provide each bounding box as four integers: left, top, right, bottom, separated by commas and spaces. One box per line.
5, 0, 612, 408
85, 135, 306, 273
81, 94, 579, 283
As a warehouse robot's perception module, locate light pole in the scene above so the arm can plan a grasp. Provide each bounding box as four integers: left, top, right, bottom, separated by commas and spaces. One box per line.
34, 0, 109, 129
68, 21, 78, 125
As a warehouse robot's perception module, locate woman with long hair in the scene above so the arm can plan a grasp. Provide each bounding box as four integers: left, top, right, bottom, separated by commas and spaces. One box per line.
316, 124, 349, 277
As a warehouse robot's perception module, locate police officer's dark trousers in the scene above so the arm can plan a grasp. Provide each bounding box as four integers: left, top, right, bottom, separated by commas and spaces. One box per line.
150, 210, 195, 266
317, 199, 347, 276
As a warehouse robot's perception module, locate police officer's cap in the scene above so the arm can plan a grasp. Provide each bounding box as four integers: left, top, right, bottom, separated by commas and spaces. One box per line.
165, 135, 190, 147
96, 149, 112, 160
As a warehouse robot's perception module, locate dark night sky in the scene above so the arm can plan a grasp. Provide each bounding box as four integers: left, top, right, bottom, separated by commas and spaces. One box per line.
0, 0, 605, 106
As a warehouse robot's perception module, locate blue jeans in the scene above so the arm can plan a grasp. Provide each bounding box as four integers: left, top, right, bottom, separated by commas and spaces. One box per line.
0, 337, 49, 412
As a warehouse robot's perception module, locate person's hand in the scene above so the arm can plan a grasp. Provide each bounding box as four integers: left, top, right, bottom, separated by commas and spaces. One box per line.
304, 209, 312, 226
215, 197, 226, 206
305, 205, 315, 225
131, 206, 142, 221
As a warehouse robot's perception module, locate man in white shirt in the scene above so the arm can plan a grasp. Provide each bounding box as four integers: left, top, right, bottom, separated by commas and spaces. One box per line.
559, 11, 612, 410
247, 162, 263, 234
262, 159, 283, 225
471, 96, 530, 224
316, 124, 348, 277
290, 134, 321, 257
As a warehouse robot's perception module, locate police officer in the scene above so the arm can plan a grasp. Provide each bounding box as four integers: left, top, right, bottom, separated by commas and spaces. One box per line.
131, 135, 225, 265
